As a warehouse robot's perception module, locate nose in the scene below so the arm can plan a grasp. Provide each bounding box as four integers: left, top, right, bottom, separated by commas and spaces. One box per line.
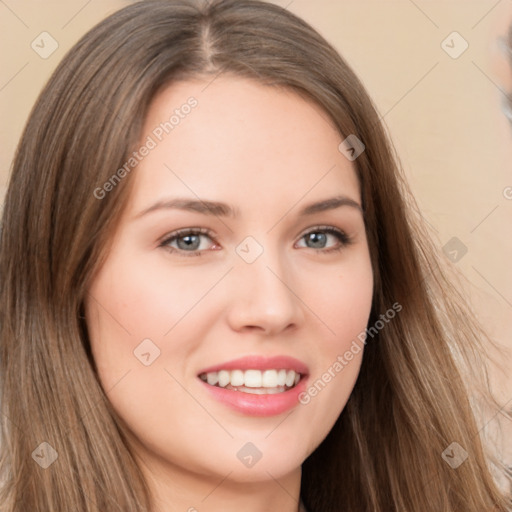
225, 247, 305, 336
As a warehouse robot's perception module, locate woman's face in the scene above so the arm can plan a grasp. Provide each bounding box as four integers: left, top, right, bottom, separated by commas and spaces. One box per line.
85, 75, 373, 487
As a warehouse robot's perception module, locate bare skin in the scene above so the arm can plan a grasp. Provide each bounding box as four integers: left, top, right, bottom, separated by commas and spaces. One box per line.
85, 75, 373, 512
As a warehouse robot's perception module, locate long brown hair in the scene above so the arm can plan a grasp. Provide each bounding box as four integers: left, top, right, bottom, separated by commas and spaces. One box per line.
0, 1, 510, 510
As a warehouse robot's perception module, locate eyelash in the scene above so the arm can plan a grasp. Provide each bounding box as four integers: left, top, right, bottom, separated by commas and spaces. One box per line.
158, 226, 352, 257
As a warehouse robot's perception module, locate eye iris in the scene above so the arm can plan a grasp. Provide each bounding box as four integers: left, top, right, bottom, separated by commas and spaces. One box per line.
306, 232, 327, 249
177, 234, 201, 250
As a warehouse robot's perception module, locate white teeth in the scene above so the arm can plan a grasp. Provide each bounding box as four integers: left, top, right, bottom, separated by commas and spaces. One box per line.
206, 372, 218, 386
262, 369, 278, 387
244, 369, 262, 388
218, 370, 230, 388
199, 369, 302, 390
230, 369, 244, 387
277, 369, 287, 386
285, 370, 296, 387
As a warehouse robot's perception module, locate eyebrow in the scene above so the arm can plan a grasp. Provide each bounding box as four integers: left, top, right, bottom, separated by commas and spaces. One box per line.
133, 195, 363, 220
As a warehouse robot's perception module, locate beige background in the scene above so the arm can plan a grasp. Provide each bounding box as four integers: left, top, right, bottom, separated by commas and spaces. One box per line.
1, 1, 511, 392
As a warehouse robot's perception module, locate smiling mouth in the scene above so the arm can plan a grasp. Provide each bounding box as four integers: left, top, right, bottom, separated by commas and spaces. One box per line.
198, 368, 303, 395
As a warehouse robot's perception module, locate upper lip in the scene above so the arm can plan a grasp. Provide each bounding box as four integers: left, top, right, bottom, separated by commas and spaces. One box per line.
197, 355, 309, 376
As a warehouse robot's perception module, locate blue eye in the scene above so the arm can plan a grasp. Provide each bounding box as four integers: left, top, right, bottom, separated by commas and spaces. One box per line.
159, 226, 351, 257
160, 228, 216, 257
297, 227, 351, 253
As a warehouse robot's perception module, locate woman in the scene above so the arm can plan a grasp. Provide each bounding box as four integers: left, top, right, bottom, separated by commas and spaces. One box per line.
0, 0, 510, 510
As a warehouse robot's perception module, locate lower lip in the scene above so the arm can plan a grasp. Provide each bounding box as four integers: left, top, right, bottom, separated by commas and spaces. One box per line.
198, 376, 308, 417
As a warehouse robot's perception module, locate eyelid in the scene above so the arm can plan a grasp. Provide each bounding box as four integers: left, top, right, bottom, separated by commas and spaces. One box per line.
158, 226, 214, 243
159, 224, 352, 256
158, 227, 218, 256
296, 225, 352, 249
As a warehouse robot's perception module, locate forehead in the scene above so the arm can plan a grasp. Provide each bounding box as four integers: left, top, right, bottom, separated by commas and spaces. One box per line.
127, 75, 360, 216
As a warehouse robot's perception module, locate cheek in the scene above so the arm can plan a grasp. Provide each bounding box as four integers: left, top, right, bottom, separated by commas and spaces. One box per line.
303, 252, 374, 351
331, 270, 373, 336
83, 247, 234, 417
85, 250, 224, 356
83, 255, 171, 389
83, 256, 205, 457
293, 254, 373, 447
